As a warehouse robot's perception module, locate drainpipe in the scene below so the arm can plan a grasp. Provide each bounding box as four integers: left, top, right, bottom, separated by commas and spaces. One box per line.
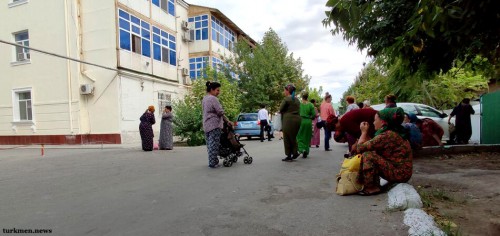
64, 0, 74, 135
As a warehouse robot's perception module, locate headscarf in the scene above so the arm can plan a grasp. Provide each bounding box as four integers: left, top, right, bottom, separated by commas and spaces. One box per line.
374, 107, 407, 139
285, 84, 296, 100
148, 105, 155, 113
407, 112, 418, 123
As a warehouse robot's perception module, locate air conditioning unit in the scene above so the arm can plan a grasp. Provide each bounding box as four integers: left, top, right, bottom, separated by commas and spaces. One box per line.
184, 77, 192, 85
80, 84, 94, 95
182, 31, 193, 42
181, 21, 189, 30
182, 68, 189, 76
17, 52, 29, 61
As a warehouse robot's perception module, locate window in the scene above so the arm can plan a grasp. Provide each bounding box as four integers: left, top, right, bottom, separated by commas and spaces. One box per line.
212, 57, 236, 79
211, 16, 235, 50
417, 105, 441, 118
189, 57, 208, 80
8, 0, 28, 8
13, 89, 33, 121
14, 31, 30, 62
118, 9, 151, 58
188, 15, 208, 41
158, 92, 172, 116
152, 26, 176, 66
152, 0, 175, 16
399, 104, 418, 115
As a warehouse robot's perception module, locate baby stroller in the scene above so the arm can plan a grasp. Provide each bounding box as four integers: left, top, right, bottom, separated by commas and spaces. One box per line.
219, 120, 253, 167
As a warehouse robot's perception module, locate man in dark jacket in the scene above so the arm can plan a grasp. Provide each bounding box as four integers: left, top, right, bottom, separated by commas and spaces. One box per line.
448, 98, 475, 144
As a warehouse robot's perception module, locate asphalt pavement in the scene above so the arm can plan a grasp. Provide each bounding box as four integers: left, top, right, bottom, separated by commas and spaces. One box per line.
0, 138, 407, 236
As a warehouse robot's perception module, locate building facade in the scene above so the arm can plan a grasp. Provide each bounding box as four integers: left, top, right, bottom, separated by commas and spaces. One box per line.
0, 0, 255, 145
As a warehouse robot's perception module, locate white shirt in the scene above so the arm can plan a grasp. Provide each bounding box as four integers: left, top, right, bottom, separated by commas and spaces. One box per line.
346, 103, 360, 113
258, 108, 269, 121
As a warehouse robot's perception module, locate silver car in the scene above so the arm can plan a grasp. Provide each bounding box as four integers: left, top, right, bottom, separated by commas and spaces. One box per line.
371, 103, 455, 141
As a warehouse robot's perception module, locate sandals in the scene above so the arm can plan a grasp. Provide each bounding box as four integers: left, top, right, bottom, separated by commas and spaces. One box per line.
358, 186, 381, 196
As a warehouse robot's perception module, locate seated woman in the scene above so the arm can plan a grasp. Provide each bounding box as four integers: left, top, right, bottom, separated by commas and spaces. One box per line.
351, 107, 413, 195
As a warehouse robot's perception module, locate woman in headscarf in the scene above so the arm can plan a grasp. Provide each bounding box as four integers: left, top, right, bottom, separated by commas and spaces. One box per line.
403, 112, 422, 150
310, 99, 320, 148
297, 93, 315, 158
159, 105, 174, 150
139, 105, 156, 151
202, 81, 231, 168
279, 84, 302, 162
352, 107, 412, 195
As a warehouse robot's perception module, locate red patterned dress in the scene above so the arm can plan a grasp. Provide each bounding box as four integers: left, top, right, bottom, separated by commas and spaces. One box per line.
352, 130, 413, 187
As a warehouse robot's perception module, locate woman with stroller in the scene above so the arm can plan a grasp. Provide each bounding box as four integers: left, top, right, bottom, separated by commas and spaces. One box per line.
279, 84, 302, 162
202, 81, 231, 168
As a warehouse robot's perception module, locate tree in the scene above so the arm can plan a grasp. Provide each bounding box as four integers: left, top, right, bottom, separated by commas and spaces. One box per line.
323, 0, 500, 76
343, 58, 490, 110
173, 69, 241, 146
229, 28, 311, 113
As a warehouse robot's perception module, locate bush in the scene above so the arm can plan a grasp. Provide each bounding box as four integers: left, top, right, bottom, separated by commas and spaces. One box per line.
173, 70, 241, 146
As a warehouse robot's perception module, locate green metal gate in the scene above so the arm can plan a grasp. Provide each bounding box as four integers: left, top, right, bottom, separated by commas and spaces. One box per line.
481, 91, 500, 144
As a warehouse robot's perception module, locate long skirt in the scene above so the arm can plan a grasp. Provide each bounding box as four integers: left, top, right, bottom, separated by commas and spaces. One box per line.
357, 151, 412, 187
282, 114, 301, 157
159, 121, 173, 150
205, 128, 221, 167
297, 118, 313, 154
139, 123, 154, 151
310, 120, 320, 146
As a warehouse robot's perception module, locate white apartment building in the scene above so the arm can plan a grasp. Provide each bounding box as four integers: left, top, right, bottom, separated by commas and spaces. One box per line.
0, 0, 255, 145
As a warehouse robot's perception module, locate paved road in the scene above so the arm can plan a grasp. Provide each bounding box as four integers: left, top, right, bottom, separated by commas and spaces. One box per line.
0, 139, 407, 236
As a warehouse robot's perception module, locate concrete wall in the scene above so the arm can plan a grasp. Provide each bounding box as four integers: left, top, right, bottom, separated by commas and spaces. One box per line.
0, 0, 81, 137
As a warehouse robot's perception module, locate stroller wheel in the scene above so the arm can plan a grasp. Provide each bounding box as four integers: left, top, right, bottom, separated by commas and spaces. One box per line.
232, 156, 238, 163
223, 159, 233, 167
244, 156, 253, 164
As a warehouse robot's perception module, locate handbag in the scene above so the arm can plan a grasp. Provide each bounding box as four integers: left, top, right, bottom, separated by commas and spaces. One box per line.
336, 171, 364, 196
340, 154, 361, 174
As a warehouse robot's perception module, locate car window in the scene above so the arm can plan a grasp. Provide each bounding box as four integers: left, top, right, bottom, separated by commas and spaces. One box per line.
237, 114, 258, 121
417, 105, 441, 118
399, 104, 418, 115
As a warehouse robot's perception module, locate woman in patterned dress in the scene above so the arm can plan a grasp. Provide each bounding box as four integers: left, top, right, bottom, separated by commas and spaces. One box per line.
352, 107, 413, 195
202, 81, 231, 168
159, 105, 174, 150
139, 106, 156, 151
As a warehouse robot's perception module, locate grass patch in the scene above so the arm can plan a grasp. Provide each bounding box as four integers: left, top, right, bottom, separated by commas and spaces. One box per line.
417, 186, 463, 235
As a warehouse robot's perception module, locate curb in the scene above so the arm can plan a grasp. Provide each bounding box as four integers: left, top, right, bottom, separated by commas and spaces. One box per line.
387, 183, 445, 236
414, 144, 500, 158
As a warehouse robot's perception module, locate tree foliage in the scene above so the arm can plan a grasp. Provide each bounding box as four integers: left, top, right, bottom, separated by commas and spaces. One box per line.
173, 69, 241, 146
323, 0, 500, 75
229, 28, 311, 113
343, 57, 491, 110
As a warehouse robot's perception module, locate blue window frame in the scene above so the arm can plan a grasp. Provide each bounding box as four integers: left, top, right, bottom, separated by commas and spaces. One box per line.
152, 0, 175, 16
118, 9, 151, 58
189, 57, 208, 80
152, 26, 176, 66
211, 16, 235, 50
188, 14, 209, 41
212, 56, 236, 79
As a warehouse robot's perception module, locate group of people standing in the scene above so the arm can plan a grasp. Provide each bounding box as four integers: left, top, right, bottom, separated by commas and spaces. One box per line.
139, 105, 174, 152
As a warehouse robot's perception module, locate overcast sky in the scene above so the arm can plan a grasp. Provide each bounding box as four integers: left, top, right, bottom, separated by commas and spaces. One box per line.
187, 0, 369, 102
